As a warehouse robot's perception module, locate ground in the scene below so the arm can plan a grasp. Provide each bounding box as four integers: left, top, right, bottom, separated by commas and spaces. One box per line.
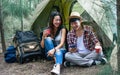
0, 53, 106, 75
0, 42, 106, 75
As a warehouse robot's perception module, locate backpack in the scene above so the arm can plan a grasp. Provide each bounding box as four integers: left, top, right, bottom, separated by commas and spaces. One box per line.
4, 46, 17, 63
14, 31, 39, 44
13, 31, 44, 64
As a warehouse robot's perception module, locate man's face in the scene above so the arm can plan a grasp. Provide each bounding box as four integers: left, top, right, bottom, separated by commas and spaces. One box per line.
70, 20, 81, 30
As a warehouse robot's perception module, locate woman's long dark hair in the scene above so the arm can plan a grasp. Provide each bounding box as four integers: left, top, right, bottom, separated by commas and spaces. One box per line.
48, 11, 63, 38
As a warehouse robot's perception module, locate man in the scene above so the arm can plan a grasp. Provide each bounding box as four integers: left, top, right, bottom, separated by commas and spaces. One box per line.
64, 12, 107, 67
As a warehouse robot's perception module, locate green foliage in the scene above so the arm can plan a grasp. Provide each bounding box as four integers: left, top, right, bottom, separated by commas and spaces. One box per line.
2, 0, 42, 42
103, 47, 113, 60
97, 64, 119, 75
2, 0, 32, 18
3, 16, 21, 40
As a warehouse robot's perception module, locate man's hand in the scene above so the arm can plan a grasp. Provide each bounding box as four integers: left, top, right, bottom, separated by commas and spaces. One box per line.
69, 48, 77, 53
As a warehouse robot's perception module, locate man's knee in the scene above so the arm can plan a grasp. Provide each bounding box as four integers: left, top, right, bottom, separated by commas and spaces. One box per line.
65, 52, 72, 60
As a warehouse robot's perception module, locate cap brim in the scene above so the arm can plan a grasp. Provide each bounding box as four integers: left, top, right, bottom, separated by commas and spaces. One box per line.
69, 16, 81, 19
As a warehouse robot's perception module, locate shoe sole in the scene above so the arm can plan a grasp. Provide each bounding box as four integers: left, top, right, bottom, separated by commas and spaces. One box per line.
51, 72, 59, 75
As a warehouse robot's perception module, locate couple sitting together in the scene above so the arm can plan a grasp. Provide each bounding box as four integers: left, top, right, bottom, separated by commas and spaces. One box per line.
40, 11, 107, 75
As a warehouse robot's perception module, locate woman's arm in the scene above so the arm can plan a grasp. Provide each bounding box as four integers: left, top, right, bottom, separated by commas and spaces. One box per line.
47, 28, 66, 56
40, 30, 49, 48
40, 36, 45, 48
54, 28, 66, 50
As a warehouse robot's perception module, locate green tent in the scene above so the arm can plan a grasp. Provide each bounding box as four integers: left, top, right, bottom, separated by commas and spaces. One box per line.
31, 0, 75, 34
30, 0, 116, 49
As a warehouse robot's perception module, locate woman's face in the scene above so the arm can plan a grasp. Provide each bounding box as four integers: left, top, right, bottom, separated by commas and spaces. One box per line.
70, 20, 81, 30
53, 15, 61, 28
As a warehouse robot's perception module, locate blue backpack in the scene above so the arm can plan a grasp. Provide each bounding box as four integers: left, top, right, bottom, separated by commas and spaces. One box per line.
4, 46, 17, 63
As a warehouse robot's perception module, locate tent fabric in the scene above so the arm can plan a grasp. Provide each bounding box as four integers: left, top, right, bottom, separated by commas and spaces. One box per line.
77, 0, 117, 41
30, 0, 52, 35
31, 0, 50, 26
30, 0, 76, 36
30, 0, 116, 49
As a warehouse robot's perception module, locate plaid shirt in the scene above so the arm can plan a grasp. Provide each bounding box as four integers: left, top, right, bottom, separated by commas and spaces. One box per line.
67, 25, 99, 51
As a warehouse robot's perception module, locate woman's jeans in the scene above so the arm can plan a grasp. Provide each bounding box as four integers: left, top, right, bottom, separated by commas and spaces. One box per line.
44, 37, 66, 65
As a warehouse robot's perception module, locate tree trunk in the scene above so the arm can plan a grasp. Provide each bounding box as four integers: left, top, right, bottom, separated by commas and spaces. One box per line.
0, 0, 6, 52
20, 0, 23, 31
117, 0, 120, 73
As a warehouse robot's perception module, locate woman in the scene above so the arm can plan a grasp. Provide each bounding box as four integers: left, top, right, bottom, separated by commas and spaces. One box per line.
40, 11, 67, 75
64, 11, 107, 67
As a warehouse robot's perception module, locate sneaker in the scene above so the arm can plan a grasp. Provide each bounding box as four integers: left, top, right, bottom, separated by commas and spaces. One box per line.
100, 57, 108, 65
92, 60, 101, 65
51, 64, 60, 75
64, 61, 71, 67
95, 60, 101, 65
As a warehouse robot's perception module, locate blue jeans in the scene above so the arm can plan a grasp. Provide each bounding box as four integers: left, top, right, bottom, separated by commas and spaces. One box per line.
44, 37, 66, 64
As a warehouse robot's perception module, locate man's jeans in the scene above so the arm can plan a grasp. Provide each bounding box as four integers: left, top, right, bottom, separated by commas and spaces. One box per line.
44, 37, 66, 64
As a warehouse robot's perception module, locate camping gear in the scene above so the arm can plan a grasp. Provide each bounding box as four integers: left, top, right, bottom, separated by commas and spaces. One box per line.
4, 46, 17, 63
13, 31, 43, 64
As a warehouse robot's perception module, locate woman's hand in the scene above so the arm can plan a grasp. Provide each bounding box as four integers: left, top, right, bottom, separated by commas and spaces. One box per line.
42, 30, 48, 39
43, 29, 51, 38
47, 48, 55, 57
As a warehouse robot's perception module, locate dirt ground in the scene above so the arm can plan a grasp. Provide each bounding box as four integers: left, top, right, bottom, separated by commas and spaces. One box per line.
0, 53, 106, 75
0, 42, 106, 75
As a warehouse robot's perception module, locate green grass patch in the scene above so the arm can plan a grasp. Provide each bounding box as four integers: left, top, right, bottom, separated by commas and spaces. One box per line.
97, 64, 119, 75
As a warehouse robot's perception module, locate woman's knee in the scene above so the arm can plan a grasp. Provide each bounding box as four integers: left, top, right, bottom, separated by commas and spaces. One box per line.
55, 51, 62, 56
44, 37, 54, 49
45, 37, 53, 42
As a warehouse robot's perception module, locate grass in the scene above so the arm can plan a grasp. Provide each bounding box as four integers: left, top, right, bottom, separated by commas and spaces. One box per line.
97, 64, 119, 75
